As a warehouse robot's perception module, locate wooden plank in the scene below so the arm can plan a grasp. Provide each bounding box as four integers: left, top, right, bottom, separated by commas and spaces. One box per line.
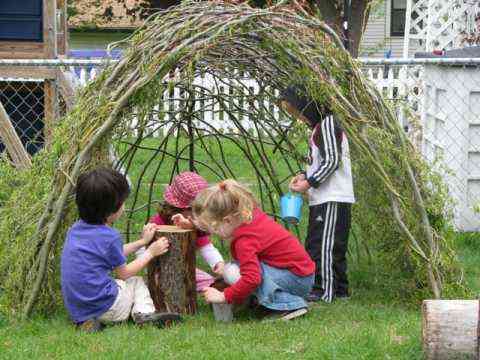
0, 100, 32, 169
0, 42, 45, 59
56, 69, 76, 111
57, 0, 68, 56
43, 0, 57, 58
0, 66, 56, 80
44, 80, 58, 146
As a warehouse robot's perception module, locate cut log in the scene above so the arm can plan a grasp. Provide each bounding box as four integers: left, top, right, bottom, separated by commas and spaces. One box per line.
0, 100, 32, 169
147, 225, 197, 314
423, 300, 480, 359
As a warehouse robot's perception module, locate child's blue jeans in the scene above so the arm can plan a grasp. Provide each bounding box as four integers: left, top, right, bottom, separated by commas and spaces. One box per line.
224, 262, 314, 311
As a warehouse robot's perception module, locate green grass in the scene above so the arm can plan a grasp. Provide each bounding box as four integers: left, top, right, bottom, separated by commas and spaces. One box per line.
0, 291, 423, 360
1, 136, 479, 359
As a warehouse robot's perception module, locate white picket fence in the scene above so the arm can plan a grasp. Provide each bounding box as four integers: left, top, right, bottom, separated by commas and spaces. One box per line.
66, 60, 422, 136
2, 58, 480, 230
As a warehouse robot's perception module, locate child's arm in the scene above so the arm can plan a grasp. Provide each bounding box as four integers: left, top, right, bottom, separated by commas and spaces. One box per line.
123, 223, 157, 256
115, 236, 169, 280
290, 116, 341, 192
204, 237, 261, 304
199, 243, 224, 272
305, 115, 341, 187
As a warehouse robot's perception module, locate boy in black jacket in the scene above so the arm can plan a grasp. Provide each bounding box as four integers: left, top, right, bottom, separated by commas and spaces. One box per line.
281, 87, 355, 303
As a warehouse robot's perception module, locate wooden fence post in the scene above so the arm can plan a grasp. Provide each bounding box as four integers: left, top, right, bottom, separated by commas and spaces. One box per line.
0, 101, 32, 169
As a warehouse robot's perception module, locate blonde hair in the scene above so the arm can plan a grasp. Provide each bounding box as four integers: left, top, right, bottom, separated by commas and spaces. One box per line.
192, 179, 257, 230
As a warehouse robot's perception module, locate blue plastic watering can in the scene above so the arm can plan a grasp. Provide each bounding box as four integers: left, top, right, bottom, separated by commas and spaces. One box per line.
280, 192, 303, 225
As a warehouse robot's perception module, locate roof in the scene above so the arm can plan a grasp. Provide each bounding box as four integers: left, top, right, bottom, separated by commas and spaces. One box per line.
415, 46, 480, 59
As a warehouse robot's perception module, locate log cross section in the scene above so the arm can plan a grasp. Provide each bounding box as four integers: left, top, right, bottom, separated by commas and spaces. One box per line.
423, 299, 480, 359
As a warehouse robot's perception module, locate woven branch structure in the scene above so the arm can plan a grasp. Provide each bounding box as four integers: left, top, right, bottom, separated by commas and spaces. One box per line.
0, 0, 468, 318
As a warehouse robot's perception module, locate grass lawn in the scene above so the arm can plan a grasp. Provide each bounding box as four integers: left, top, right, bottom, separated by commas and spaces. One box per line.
1, 136, 479, 359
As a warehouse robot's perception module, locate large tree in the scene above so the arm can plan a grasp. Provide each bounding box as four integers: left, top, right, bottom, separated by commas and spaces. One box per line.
310, 0, 374, 57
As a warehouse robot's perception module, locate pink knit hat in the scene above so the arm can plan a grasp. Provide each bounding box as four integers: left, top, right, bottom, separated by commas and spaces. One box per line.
164, 172, 209, 209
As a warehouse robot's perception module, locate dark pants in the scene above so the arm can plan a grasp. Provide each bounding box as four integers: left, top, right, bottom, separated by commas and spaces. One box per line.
306, 202, 351, 302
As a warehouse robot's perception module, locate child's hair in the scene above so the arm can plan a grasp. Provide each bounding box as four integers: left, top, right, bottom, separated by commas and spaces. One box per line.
192, 179, 257, 230
76, 167, 130, 225
156, 202, 183, 225
280, 85, 331, 127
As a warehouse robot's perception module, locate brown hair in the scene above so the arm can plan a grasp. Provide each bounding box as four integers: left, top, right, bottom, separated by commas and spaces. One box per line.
192, 179, 257, 230
156, 202, 183, 225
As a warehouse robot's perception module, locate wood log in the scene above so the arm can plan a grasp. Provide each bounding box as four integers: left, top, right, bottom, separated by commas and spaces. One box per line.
147, 225, 197, 314
0, 100, 32, 169
423, 300, 480, 359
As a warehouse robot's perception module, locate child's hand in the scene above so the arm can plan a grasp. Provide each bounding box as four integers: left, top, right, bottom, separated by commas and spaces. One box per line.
289, 173, 306, 190
147, 237, 169, 257
172, 214, 195, 229
202, 287, 226, 304
290, 179, 310, 193
141, 223, 158, 246
213, 261, 225, 276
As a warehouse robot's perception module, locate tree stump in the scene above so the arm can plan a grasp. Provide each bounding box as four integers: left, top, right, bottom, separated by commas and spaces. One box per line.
147, 225, 197, 314
423, 300, 480, 359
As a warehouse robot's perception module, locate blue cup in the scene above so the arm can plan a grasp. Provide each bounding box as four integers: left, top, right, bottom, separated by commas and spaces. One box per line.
280, 192, 303, 225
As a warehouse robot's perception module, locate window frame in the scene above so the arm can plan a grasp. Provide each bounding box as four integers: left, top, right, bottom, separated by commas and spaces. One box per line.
390, 0, 407, 37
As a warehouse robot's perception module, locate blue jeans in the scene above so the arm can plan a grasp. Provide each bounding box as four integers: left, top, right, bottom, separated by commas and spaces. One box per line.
255, 263, 314, 311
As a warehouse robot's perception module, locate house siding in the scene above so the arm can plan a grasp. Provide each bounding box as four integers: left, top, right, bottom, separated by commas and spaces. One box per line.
360, 0, 406, 58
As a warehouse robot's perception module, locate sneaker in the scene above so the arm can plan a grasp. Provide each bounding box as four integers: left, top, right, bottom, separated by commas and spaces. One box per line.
132, 312, 182, 327
306, 291, 324, 303
262, 308, 308, 322
76, 318, 105, 333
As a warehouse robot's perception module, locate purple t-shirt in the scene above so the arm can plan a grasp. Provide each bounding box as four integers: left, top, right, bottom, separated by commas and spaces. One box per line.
61, 220, 126, 323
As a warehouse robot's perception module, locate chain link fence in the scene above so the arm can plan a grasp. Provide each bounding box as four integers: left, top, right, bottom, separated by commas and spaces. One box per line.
1, 58, 480, 231
362, 59, 480, 231
0, 79, 45, 155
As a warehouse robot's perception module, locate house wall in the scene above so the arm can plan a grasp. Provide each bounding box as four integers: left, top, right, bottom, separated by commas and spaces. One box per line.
360, 0, 405, 58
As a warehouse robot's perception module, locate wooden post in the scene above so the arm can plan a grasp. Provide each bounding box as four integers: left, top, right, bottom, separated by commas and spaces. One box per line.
44, 80, 59, 147
147, 225, 197, 314
43, 0, 57, 58
0, 101, 32, 169
57, 0, 68, 56
423, 300, 480, 359
56, 69, 76, 111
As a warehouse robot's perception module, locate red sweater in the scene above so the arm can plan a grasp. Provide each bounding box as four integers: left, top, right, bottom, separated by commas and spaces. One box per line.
223, 208, 315, 304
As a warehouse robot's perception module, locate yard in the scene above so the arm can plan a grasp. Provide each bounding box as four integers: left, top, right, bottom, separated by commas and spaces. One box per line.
0, 1, 479, 359
1, 235, 478, 359
1, 137, 479, 359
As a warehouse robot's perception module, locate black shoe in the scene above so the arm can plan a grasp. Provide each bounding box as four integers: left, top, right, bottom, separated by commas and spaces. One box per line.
335, 289, 350, 300
76, 318, 105, 333
132, 312, 182, 327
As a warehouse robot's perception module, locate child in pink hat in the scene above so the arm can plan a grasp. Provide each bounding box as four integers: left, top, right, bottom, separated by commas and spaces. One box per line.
149, 172, 224, 291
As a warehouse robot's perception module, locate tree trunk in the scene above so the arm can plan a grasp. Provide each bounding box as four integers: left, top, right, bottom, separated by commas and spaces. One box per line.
312, 0, 372, 57
147, 225, 197, 314
423, 300, 480, 359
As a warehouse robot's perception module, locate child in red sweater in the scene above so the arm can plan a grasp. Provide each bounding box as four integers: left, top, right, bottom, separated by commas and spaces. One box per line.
192, 179, 315, 321
148, 172, 224, 291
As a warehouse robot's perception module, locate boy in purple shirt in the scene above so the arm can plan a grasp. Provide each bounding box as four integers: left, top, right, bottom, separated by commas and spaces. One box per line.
61, 167, 181, 332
